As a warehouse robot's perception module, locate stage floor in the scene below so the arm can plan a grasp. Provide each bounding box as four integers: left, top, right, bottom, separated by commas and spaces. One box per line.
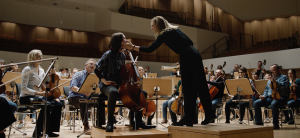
169, 123, 273, 138
5, 118, 300, 138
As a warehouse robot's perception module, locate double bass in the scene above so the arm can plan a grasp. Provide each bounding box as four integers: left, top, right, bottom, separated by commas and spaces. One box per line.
119, 51, 147, 112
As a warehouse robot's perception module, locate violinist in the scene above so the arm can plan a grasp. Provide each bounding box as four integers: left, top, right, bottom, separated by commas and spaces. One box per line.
224, 67, 253, 124
253, 64, 289, 129
94, 33, 155, 132
256, 61, 264, 79
283, 69, 300, 125
5, 63, 19, 73
206, 69, 225, 123
68, 59, 97, 135
229, 64, 239, 79
19, 49, 62, 137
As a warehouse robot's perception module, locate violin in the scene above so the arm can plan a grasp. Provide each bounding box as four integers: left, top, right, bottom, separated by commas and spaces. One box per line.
119, 51, 147, 112
142, 100, 156, 116
171, 85, 184, 115
289, 78, 298, 100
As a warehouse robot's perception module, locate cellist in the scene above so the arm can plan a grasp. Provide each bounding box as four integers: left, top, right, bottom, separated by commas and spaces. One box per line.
283, 69, 300, 125
19, 49, 62, 137
206, 69, 225, 123
94, 33, 155, 132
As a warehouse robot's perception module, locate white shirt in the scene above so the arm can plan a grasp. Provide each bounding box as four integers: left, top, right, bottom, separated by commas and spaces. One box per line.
20, 65, 45, 98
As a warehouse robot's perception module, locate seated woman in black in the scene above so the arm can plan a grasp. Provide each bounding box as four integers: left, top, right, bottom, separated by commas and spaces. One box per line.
95, 32, 155, 132
224, 67, 254, 124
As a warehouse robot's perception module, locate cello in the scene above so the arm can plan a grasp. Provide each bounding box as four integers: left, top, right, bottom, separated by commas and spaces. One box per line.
171, 85, 184, 115
198, 62, 226, 112
119, 51, 147, 112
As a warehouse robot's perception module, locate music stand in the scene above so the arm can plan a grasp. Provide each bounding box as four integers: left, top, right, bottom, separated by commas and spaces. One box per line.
224, 78, 253, 124
77, 73, 101, 138
147, 73, 157, 78
78, 73, 101, 94
254, 80, 268, 95
2, 72, 21, 100
234, 72, 239, 79
143, 78, 172, 129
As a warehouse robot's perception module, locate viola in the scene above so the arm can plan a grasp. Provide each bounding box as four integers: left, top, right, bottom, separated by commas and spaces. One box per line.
171, 85, 184, 115
270, 73, 281, 100
39, 68, 61, 99
119, 51, 147, 112
289, 78, 298, 100
142, 100, 156, 116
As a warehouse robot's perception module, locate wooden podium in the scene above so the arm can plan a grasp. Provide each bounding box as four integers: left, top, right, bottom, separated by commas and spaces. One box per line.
168, 124, 273, 138
91, 126, 172, 138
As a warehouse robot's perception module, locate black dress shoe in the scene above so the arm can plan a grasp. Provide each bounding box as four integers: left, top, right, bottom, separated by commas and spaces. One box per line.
173, 120, 193, 126
255, 122, 264, 125
201, 120, 210, 125
288, 121, 295, 125
225, 121, 230, 124
139, 124, 156, 129
48, 132, 59, 137
106, 123, 114, 132
273, 125, 280, 130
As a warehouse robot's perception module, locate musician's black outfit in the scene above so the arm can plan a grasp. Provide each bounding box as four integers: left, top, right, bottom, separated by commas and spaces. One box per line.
139, 29, 212, 125
0, 97, 16, 138
95, 50, 155, 132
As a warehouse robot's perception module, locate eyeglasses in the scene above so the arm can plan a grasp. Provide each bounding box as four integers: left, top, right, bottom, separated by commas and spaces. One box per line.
36, 55, 42, 59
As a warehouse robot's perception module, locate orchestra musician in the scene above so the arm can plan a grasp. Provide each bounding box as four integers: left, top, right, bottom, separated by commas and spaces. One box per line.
256, 61, 263, 79
253, 64, 289, 129
230, 64, 240, 79
137, 66, 155, 125
19, 49, 62, 137
206, 69, 225, 123
224, 67, 253, 124
0, 97, 16, 138
69, 68, 79, 79
122, 16, 213, 126
161, 80, 181, 124
94, 32, 155, 132
283, 69, 300, 125
67, 59, 98, 135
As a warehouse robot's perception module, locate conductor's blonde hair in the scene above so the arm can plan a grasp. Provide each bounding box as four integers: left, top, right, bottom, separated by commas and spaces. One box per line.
151, 16, 178, 38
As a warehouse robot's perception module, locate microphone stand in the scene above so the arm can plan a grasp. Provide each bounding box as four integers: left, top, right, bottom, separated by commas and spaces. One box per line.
37, 59, 58, 138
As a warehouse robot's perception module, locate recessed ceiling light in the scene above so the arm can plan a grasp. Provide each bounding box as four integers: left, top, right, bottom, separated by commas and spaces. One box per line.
53, 3, 57, 5
75, 7, 80, 9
